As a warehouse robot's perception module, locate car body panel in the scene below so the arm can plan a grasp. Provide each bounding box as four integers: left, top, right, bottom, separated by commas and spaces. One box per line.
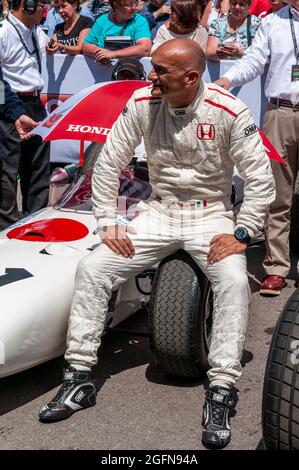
0, 203, 150, 378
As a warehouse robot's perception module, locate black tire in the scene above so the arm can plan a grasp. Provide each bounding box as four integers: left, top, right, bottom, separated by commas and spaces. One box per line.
148, 250, 213, 378
262, 289, 299, 450
290, 194, 299, 254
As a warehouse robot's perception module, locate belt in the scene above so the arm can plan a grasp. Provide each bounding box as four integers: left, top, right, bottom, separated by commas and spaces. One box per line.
270, 97, 299, 111
155, 195, 207, 209
169, 200, 207, 209
17, 90, 41, 97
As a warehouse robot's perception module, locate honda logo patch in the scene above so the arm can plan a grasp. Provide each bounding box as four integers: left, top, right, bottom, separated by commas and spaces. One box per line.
197, 123, 215, 140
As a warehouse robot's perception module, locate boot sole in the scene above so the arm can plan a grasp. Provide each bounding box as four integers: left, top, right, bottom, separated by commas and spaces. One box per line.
39, 402, 96, 423
202, 436, 231, 449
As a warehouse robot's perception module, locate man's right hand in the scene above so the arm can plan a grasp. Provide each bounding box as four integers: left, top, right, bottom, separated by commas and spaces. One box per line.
100, 224, 136, 258
15, 114, 39, 140
214, 77, 231, 90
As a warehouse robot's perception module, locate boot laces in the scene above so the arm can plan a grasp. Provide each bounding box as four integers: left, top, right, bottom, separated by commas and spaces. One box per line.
51, 380, 75, 405
211, 401, 226, 426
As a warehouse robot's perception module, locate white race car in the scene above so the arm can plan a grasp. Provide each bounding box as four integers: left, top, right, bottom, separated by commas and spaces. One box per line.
0, 144, 153, 378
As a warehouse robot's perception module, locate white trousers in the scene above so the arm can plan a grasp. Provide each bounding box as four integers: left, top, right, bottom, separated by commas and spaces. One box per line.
65, 200, 251, 387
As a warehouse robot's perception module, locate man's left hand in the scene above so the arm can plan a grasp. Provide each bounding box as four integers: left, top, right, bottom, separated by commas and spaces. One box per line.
15, 114, 39, 140
207, 234, 247, 265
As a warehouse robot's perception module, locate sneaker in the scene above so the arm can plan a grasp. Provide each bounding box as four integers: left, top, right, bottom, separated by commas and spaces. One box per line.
39, 367, 96, 422
202, 384, 235, 448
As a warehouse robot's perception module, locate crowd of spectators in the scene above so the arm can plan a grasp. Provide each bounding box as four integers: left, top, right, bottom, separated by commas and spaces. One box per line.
40, 0, 286, 61
0, 0, 286, 61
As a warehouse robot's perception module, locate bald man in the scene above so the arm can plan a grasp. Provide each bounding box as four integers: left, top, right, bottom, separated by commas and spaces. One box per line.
39, 39, 275, 448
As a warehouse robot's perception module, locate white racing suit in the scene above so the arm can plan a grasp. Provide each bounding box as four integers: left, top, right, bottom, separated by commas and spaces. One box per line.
65, 82, 275, 387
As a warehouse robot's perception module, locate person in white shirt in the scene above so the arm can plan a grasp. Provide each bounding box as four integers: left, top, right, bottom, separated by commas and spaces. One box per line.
215, 0, 299, 296
0, 0, 50, 224
151, 0, 208, 54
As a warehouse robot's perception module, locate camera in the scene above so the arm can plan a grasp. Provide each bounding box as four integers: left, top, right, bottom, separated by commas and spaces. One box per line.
48, 39, 55, 49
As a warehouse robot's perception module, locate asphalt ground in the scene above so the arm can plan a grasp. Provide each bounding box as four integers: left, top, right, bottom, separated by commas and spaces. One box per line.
0, 242, 298, 451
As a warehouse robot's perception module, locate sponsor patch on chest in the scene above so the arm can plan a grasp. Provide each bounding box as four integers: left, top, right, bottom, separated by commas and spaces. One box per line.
197, 123, 215, 140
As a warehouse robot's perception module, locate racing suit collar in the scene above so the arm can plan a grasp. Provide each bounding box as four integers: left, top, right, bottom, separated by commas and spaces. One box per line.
167, 81, 205, 117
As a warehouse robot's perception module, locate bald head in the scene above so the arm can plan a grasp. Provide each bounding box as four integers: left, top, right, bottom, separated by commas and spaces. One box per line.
153, 39, 206, 75
149, 38, 206, 107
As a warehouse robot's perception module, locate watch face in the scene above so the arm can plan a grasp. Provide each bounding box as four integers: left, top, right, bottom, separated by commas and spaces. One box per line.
235, 227, 248, 241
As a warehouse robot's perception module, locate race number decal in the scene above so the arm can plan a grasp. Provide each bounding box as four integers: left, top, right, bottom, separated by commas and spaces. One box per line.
0, 268, 33, 287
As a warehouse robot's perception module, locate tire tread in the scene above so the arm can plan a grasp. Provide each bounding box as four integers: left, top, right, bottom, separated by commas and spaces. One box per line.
148, 250, 211, 378
262, 289, 299, 449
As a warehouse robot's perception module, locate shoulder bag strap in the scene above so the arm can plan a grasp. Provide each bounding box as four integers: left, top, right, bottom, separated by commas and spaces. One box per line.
247, 14, 252, 47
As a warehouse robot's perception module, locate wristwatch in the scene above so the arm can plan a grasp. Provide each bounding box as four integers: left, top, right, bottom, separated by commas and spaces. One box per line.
234, 226, 251, 244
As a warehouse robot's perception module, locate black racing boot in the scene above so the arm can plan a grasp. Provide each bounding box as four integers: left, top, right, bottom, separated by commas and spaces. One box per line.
39, 367, 96, 422
202, 384, 235, 449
